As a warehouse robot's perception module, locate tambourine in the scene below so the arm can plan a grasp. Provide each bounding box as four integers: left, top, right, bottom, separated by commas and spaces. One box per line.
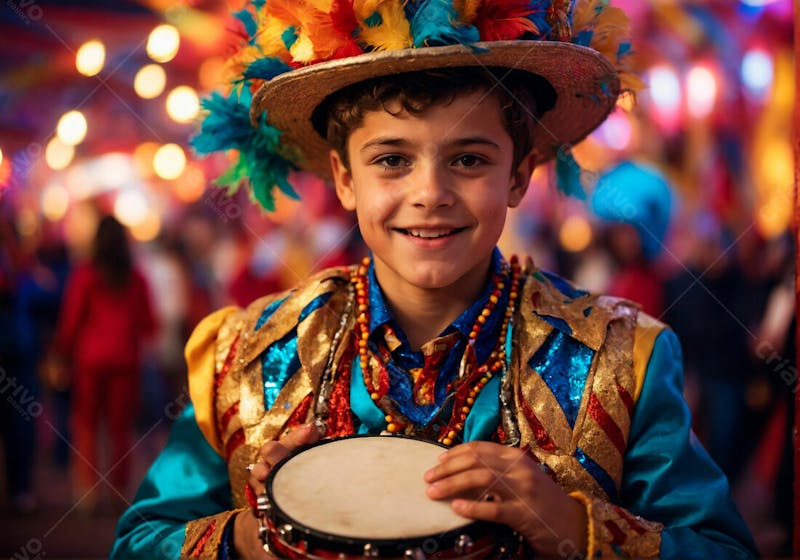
257, 435, 520, 559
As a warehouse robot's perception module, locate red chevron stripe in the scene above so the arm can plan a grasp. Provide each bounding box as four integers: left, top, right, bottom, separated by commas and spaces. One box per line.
189, 520, 216, 558
519, 396, 558, 452
219, 401, 239, 435
603, 520, 628, 546
614, 504, 647, 535
215, 335, 240, 392
588, 393, 626, 455
225, 428, 245, 460
284, 393, 313, 431
616, 383, 634, 416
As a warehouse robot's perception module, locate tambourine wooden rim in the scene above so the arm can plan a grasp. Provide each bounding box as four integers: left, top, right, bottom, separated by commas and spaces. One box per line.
264, 434, 497, 557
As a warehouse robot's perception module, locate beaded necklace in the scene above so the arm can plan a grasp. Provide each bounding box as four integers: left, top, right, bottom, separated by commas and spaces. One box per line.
350, 255, 522, 446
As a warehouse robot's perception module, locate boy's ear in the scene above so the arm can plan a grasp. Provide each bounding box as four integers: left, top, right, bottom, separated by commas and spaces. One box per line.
508, 150, 536, 208
330, 149, 356, 211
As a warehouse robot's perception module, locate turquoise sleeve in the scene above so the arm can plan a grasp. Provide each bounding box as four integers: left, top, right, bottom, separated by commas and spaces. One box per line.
622, 330, 758, 558
110, 404, 233, 559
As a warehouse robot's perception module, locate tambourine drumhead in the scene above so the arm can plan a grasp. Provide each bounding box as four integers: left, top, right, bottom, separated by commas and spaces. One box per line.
269, 436, 471, 540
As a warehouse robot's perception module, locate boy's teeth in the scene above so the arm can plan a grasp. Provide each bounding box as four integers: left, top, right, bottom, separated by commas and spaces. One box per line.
408, 228, 454, 238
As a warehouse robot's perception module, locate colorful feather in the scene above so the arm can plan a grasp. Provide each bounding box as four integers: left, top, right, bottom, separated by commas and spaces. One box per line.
473, 0, 538, 41
353, 0, 412, 51
410, 0, 479, 47
554, 146, 586, 199
452, 0, 481, 24
191, 86, 297, 212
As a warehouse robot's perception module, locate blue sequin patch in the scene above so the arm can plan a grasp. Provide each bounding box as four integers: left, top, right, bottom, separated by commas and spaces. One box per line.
261, 334, 300, 411
259, 292, 333, 410
575, 447, 618, 500
529, 330, 594, 428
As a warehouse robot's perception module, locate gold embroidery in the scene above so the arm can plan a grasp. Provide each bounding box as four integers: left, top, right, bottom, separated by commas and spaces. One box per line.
632, 312, 666, 402
181, 509, 244, 559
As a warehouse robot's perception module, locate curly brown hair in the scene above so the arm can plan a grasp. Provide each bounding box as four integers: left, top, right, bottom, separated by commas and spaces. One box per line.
312, 67, 557, 172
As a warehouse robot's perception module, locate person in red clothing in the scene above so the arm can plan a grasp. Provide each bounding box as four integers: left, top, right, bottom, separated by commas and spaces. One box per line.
54, 215, 156, 511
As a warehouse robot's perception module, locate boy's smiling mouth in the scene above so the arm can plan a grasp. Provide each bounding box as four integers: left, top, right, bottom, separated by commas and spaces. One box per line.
394, 226, 469, 239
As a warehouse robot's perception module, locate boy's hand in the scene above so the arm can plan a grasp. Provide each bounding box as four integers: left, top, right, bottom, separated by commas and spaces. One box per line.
233, 424, 321, 559
424, 441, 587, 558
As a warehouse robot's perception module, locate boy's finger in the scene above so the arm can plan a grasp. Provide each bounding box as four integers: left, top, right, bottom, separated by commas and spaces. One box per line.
277, 423, 321, 450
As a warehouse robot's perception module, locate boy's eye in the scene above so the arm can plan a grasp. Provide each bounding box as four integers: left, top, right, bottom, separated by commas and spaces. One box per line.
375, 155, 410, 168
453, 154, 484, 168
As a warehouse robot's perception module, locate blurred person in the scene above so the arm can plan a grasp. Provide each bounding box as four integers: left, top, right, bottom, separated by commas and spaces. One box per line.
53, 216, 157, 512
663, 214, 751, 484
590, 161, 673, 317
0, 220, 42, 513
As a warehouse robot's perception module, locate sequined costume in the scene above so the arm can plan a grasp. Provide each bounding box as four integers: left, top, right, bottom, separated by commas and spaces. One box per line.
111, 254, 756, 559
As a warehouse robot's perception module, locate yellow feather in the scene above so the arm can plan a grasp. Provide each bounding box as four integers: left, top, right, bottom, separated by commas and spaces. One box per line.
453, 0, 482, 24
356, 0, 412, 51
306, 0, 335, 12
255, 14, 292, 58
290, 33, 317, 63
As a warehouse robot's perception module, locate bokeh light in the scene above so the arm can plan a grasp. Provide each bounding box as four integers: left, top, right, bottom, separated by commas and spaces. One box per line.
45, 137, 75, 170
41, 182, 70, 222
114, 189, 149, 227
647, 64, 681, 130
147, 24, 180, 63
559, 215, 593, 253
175, 163, 206, 202
130, 209, 162, 242
76, 39, 105, 77
166, 86, 200, 123
134, 64, 167, 99
153, 143, 186, 180
742, 49, 774, 99
133, 142, 159, 177
56, 110, 88, 146
687, 65, 718, 119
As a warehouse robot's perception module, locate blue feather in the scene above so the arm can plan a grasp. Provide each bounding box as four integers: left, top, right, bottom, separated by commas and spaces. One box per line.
410, 0, 479, 47
234, 8, 258, 39
555, 147, 586, 199
191, 85, 298, 212
523, 0, 553, 39
244, 57, 293, 80
282, 26, 298, 50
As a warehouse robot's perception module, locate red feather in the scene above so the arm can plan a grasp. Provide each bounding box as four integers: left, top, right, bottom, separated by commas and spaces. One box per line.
329, 0, 364, 59
475, 0, 538, 42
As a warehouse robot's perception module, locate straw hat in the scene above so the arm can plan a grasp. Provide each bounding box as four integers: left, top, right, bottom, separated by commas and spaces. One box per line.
193, 1, 639, 211
252, 40, 619, 180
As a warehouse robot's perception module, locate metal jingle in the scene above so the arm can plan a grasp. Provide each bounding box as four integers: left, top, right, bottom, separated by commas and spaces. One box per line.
256, 493, 271, 513
362, 543, 379, 558
278, 523, 295, 544
455, 534, 474, 555
404, 548, 426, 560
257, 516, 269, 543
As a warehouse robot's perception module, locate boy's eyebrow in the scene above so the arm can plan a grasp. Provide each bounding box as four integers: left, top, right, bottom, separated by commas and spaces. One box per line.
359, 136, 501, 151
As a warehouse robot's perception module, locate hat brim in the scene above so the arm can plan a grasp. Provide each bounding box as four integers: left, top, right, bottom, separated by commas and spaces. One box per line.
251, 40, 620, 180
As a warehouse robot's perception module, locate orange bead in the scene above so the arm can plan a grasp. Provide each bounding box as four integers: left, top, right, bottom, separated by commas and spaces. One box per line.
448, 430, 456, 439
466, 397, 474, 405
385, 415, 393, 423
443, 438, 453, 446
370, 392, 380, 401
387, 423, 398, 433
461, 406, 470, 414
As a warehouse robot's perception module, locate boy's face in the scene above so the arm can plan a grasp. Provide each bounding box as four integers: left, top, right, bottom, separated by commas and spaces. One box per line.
330, 91, 533, 296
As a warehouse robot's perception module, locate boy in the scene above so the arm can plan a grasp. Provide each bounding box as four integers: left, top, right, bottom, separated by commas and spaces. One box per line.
112, 1, 756, 558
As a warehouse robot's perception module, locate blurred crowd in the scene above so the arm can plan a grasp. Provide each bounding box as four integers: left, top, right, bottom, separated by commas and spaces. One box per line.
0, 181, 795, 557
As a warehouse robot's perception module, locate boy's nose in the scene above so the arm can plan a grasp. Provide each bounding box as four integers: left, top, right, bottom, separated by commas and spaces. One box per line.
409, 165, 454, 209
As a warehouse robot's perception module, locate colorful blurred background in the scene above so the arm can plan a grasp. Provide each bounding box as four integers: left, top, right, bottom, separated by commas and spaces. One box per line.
0, 0, 795, 558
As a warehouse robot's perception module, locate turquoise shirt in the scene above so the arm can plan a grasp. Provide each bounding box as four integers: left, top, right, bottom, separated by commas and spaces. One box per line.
111, 328, 756, 559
